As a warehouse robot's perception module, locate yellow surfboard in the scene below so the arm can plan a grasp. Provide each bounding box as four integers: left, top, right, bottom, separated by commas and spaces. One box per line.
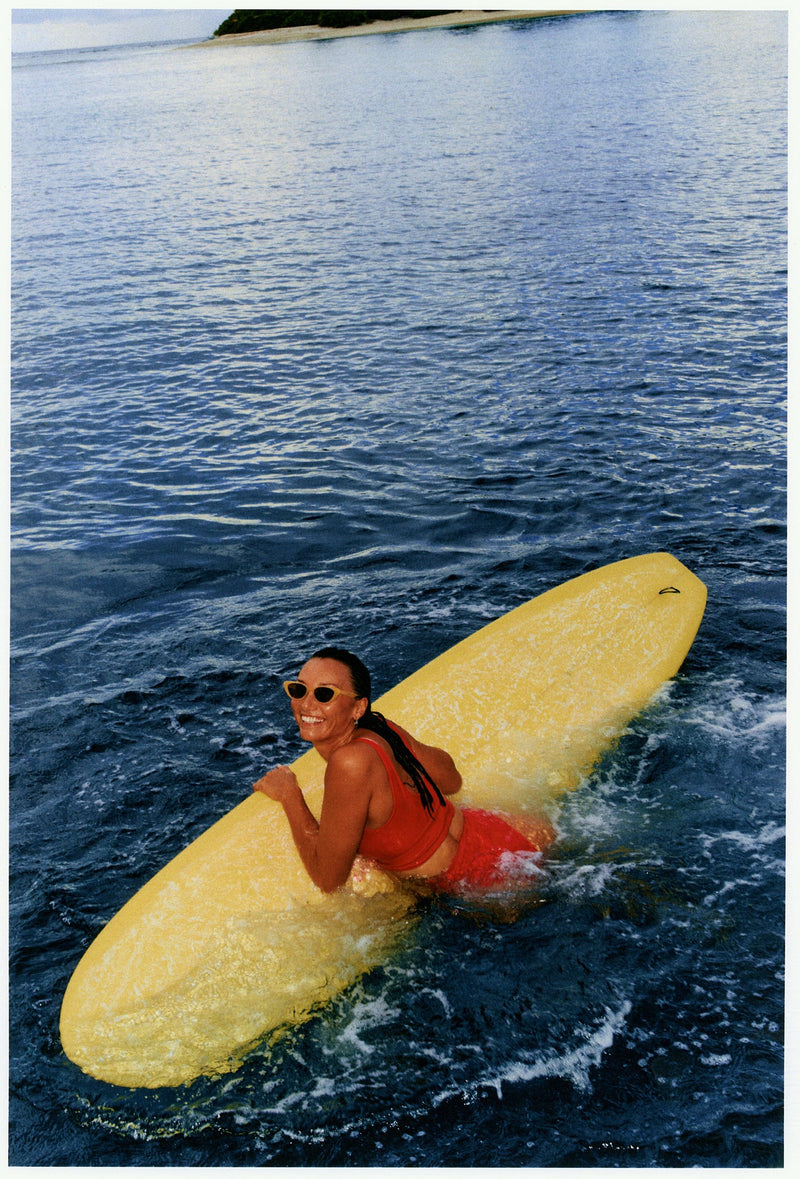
60, 552, 706, 1088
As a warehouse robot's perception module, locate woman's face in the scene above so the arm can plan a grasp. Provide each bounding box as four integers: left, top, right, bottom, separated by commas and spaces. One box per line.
290, 656, 367, 747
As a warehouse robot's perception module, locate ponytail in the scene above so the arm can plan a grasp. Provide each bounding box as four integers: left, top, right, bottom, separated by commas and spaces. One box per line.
310, 647, 446, 816
356, 708, 446, 816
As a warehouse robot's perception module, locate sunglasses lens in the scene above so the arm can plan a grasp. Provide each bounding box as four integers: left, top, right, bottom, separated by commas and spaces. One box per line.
285, 681, 307, 700
313, 686, 336, 703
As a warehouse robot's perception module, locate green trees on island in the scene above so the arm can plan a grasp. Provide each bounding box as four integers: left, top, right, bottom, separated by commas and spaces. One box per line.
213, 11, 454, 37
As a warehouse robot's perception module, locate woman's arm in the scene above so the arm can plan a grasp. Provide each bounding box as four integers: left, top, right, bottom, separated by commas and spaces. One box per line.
253, 744, 376, 893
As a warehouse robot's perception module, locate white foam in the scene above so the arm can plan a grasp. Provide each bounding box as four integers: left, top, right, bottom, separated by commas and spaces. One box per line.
683, 676, 786, 748
434, 998, 633, 1104
701, 820, 785, 854
336, 993, 401, 1057
417, 987, 452, 1019
497, 848, 547, 881
551, 860, 619, 899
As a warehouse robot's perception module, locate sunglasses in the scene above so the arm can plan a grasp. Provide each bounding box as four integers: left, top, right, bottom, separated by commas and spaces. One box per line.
283, 680, 360, 704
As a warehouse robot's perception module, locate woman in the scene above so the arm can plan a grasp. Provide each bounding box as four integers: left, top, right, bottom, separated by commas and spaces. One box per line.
253, 647, 554, 894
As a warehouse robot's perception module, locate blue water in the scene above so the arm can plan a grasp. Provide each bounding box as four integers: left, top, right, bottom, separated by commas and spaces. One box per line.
10, 11, 786, 1167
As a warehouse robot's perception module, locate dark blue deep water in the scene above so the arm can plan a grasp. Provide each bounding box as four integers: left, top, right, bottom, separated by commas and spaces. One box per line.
10, 11, 786, 1167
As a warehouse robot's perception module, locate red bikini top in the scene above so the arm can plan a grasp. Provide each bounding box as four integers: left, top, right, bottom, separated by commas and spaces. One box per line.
355, 734, 453, 873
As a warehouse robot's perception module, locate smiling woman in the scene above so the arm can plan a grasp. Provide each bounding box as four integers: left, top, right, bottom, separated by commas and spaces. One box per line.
253, 647, 553, 893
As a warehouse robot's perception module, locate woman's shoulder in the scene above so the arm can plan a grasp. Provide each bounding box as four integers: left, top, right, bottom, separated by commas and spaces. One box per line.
330, 735, 388, 774
369, 716, 413, 747
380, 719, 419, 755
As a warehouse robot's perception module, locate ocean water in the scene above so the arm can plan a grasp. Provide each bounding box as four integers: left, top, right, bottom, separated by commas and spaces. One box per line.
10, 10, 786, 1167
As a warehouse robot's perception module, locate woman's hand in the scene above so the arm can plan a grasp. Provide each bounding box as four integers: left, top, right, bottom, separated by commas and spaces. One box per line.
253, 765, 299, 803
251, 744, 374, 894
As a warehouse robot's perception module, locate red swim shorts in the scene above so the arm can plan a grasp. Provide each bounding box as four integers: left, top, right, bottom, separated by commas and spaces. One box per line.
431, 808, 554, 893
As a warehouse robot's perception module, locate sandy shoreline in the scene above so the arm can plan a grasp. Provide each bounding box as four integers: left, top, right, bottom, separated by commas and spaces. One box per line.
191, 10, 586, 49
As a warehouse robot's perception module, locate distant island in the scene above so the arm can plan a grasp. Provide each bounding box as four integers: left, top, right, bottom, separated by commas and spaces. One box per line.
213, 10, 455, 38
196, 11, 585, 49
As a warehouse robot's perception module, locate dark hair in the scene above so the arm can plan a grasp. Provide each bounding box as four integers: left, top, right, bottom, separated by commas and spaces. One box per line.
310, 647, 446, 816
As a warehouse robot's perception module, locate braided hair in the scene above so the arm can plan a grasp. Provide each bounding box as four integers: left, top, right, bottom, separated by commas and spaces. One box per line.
310, 647, 447, 816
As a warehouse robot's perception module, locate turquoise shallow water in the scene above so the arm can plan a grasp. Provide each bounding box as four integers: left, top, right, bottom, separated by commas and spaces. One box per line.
10, 11, 785, 1166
